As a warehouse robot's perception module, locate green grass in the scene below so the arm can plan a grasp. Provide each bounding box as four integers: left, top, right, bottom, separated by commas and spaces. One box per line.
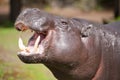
115, 16, 120, 21
0, 27, 56, 80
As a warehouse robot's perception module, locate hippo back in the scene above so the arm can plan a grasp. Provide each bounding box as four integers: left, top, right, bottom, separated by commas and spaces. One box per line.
104, 21, 120, 34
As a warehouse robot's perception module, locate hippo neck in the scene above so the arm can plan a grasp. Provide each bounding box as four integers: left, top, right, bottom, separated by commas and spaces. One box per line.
44, 37, 102, 80
93, 27, 120, 80
44, 25, 103, 80
44, 54, 102, 80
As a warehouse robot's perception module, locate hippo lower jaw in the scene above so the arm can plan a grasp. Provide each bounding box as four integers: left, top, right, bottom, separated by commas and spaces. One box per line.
16, 23, 53, 63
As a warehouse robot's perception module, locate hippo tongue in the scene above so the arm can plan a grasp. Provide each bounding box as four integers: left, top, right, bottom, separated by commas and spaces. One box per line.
18, 36, 41, 53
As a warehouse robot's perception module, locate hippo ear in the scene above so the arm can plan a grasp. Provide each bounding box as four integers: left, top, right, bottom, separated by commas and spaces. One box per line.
81, 24, 93, 37
81, 24, 93, 46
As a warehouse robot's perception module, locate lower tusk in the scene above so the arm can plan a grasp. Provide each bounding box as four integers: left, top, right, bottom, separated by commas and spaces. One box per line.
18, 37, 26, 51
33, 36, 40, 52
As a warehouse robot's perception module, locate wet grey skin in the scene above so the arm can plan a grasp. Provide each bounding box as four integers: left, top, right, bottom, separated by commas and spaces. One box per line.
15, 8, 120, 80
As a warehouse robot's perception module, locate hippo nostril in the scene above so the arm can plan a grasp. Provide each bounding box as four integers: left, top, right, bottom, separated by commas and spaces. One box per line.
15, 23, 22, 31
16, 27, 21, 31
15, 23, 28, 31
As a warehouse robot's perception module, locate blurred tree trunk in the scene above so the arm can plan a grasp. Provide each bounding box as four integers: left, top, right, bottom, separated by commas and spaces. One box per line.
10, 0, 22, 22
114, 0, 120, 18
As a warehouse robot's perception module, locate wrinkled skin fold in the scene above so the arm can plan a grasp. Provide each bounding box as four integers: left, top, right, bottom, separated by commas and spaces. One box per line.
15, 8, 120, 80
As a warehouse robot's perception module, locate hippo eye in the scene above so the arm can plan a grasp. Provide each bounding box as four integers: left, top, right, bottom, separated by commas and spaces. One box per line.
61, 21, 68, 25
59, 20, 69, 30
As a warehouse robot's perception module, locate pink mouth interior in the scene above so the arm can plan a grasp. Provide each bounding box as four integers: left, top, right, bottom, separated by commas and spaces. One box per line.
28, 32, 47, 46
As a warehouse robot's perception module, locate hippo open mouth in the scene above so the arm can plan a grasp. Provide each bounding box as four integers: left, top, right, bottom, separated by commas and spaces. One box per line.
16, 23, 53, 56
14, 21, 54, 63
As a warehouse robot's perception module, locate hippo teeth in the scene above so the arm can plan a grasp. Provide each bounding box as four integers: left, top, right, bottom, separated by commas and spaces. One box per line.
18, 37, 26, 51
18, 36, 41, 53
33, 36, 40, 52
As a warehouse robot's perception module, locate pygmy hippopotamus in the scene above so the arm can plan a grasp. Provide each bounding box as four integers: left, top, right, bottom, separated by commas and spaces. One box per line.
15, 8, 120, 80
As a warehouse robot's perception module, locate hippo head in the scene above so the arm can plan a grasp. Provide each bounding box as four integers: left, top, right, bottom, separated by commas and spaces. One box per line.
15, 8, 101, 80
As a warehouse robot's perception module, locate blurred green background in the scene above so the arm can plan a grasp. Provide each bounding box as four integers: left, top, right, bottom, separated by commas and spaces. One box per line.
0, 0, 120, 80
